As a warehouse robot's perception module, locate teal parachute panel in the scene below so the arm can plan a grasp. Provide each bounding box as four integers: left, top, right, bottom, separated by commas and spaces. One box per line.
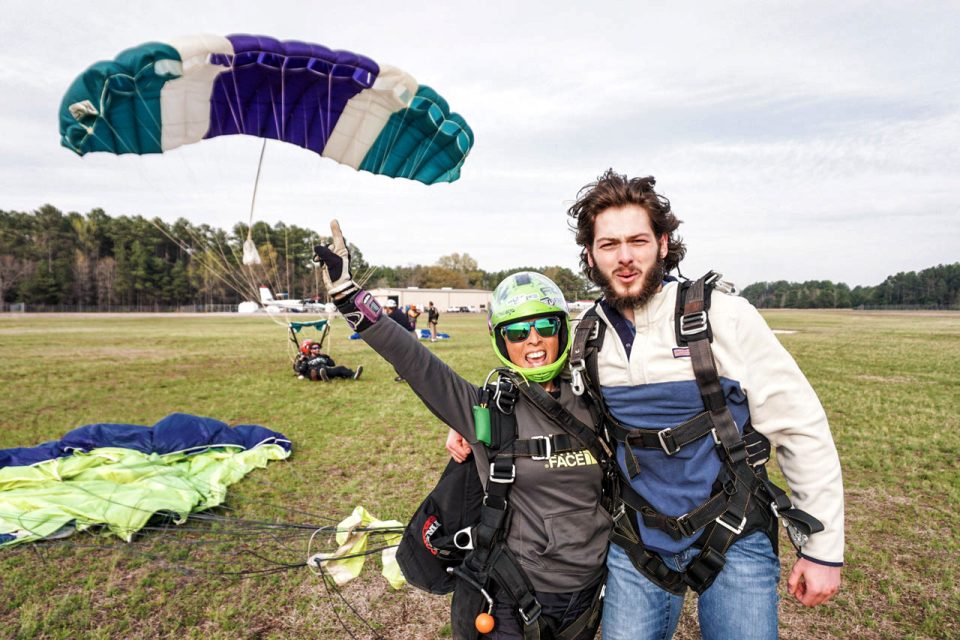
359, 86, 474, 183
60, 42, 182, 155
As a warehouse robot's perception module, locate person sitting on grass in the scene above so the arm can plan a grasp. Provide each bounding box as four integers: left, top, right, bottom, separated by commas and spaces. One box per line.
293, 340, 363, 381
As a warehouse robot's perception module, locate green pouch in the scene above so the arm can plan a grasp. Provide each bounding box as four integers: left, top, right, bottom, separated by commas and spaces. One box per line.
472, 405, 491, 446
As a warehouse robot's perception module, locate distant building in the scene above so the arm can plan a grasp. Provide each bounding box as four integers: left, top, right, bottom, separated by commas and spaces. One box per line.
367, 286, 492, 313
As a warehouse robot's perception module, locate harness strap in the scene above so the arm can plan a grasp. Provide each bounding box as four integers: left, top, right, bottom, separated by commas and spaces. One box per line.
683, 281, 746, 466
610, 518, 687, 595
572, 273, 825, 598
508, 370, 613, 462
569, 312, 608, 412
486, 546, 543, 627
456, 369, 618, 638
550, 575, 606, 640
608, 411, 716, 477
504, 433, 584, 460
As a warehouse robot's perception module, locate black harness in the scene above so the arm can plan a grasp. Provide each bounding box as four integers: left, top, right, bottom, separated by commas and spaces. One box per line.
568, 272, 823, 595
400, 369, 614, 639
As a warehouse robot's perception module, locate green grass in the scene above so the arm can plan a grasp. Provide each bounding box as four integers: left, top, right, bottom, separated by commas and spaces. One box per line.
1, 310, 958, 639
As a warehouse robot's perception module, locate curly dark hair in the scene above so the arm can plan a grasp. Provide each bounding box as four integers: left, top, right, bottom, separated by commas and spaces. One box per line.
567, 169, 686, 284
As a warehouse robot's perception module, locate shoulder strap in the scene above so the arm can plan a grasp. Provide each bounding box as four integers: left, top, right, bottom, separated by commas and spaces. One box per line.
678, 272, 745, 465
569, 304, 611, 410
675, 272, 716, 346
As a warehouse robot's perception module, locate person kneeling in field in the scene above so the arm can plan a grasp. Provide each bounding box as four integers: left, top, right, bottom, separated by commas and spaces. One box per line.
314, 220, 614, 640
293, 339, 362, 381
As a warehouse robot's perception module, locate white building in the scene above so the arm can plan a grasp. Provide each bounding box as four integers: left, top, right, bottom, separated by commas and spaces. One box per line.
368, 286, 492, 313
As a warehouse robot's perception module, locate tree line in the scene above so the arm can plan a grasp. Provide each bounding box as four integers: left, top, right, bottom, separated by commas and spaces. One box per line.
0, 206, 593, 308
3, 206, 956, 310
740, 263, 960, 309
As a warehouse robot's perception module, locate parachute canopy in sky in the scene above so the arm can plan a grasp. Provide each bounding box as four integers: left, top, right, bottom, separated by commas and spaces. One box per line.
0, 413, 291, 547
59, 34, 474, 184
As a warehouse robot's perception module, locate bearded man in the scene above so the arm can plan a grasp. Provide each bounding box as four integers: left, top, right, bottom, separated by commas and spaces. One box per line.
567, 170, 844, 640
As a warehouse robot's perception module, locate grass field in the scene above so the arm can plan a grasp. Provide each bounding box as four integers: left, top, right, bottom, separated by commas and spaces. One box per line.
0, 309, 958, 640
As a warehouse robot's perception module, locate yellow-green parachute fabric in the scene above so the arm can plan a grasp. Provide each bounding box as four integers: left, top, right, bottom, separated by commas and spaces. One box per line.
0, 413, 291, 547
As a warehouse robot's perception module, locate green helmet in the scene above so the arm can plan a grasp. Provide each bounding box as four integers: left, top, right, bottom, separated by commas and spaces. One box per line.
488, 272, 572, 383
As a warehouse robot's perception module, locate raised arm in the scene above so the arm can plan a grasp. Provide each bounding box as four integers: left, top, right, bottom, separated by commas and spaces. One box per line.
314, 220, 479, 438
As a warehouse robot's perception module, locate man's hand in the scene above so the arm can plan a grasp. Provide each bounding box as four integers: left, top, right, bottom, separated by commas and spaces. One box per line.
313, 219, 356, 299
445, 429, 472, 463
787, 558, 841, 607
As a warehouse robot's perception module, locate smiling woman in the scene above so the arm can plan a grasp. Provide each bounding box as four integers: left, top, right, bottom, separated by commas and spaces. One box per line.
313, 224, 616, 640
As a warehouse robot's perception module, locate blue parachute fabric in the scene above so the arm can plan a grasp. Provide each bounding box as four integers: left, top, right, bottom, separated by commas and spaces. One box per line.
0, 441, 63, 469
206, 34, 378, 153
0, 413, 291, 469
417, 329, 450, 340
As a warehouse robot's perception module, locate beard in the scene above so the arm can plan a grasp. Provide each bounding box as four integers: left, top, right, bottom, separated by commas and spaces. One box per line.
594, 255, 666, 312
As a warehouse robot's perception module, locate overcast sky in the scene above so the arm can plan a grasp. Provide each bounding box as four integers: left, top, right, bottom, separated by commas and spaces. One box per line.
2, 1, 957, 287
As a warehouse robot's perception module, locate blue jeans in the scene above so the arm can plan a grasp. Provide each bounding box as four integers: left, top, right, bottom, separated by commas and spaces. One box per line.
602, 531, 780, 640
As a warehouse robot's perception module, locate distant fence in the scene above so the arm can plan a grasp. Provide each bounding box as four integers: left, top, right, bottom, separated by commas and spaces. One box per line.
854, 304, 958, 311
1, 302, 237, 313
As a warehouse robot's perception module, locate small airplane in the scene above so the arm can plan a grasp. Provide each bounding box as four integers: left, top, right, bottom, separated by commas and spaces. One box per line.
237, 286, 334, 314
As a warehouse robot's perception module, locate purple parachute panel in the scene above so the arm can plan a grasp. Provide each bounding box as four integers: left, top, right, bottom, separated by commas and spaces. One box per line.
205, 34, 380, 154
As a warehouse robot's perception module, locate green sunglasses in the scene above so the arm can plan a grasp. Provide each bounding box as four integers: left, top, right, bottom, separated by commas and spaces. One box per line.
499, 316, 562, 343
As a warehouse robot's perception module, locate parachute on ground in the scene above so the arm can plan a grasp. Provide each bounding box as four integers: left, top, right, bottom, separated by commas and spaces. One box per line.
0, 413, 291, 547
59, 33, 475, 185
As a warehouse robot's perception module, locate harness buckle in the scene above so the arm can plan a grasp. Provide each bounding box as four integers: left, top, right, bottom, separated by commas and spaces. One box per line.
711, 428, 721, 446
518, 600, 543, 626
612, 502, 626, 523
488, 462, 516, 484
680, 311, 708, 337
714, 278, 738, 296
675, 514, 697, 538
570, 364, 586, 396
657, 428, 680, 455
530, 435, 552, 461
715, 512, 747, 535
453, 527, 474, 550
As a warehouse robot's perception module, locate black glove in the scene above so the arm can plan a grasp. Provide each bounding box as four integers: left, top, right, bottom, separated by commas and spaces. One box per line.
313, 219, 357, 300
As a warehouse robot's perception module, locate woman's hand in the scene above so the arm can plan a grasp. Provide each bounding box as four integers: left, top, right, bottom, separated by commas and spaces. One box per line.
445, 429, 472, 463
313, 219, 357, 300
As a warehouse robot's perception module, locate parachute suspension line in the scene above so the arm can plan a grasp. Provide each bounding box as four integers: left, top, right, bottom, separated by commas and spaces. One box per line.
307, 539, 386, 640
242, 139, 267, 266
355, 265, 378, 290
280, 55, 287, 142
93, 77, 139, 155
131, 63, 167, 151
229, 55, 247, 135
198, 224, 259, 301
324, 69, 336, 147
147, 219, 253, 303
285, 226, 292, 306
215, 62, 244, 137
268, 78, 282, 147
